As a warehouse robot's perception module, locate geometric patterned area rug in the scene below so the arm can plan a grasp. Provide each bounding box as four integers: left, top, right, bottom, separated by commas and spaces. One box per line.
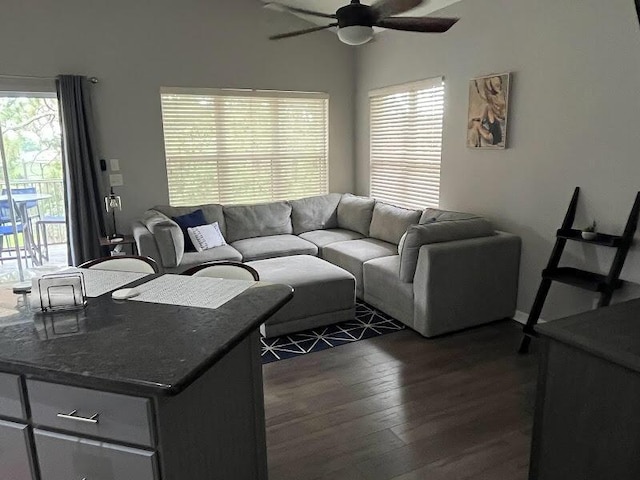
260, 301, 405, 364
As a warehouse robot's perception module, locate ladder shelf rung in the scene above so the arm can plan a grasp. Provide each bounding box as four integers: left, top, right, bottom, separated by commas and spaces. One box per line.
542, 267, 623, 292
556, 228, 623, 247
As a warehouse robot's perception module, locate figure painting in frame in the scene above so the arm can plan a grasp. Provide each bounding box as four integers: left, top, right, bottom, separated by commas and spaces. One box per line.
467, 73, 510, 149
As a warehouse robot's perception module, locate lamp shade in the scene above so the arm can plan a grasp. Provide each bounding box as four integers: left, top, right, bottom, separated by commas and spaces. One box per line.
337, 25, 374, 45
104, 193, 122, 212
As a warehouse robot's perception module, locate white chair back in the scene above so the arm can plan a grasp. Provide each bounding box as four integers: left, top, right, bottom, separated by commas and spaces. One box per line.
190, 264, 258, 281
81, 257, 158, 274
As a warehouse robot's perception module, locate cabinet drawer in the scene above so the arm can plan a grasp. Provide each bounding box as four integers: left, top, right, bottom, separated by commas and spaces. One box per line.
0, 372, 25, 419
0, 419, 36, 480
34, 429, 158, 480
27, 380, 154, 447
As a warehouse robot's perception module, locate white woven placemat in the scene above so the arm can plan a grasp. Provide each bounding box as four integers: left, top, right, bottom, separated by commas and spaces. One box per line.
129, 274, 253, 309
80, 269, 149, 297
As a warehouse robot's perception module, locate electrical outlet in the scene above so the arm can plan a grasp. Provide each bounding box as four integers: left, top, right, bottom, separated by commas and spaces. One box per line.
110, 159, 120, 171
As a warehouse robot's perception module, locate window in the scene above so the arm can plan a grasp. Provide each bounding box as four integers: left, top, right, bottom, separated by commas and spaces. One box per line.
369, 77, 444, 210
160, 88, 329, 206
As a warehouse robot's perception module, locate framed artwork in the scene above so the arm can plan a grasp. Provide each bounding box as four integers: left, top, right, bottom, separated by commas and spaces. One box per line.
467, 72, 510, 149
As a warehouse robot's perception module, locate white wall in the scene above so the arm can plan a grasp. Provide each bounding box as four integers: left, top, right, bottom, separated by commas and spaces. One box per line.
356, 0, 640, 320
0, 0, 356, 227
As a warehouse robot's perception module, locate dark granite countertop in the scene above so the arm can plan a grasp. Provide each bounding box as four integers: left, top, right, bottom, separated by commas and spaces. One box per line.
537, 298, 640, 373
0, 279, 293, 396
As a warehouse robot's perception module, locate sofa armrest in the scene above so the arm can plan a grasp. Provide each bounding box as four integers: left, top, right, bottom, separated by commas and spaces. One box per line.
412, 231, 521, 337
137, 210, 185, 268
132, 221, 163, 268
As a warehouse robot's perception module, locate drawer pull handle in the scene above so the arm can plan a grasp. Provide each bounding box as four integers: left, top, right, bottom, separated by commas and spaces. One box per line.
56, 410, 100, 424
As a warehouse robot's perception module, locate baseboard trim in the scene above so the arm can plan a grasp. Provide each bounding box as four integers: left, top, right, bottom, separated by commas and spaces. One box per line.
512, 310, 547, 325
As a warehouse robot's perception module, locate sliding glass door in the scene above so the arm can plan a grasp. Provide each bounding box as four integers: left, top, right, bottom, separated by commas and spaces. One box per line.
0, 93, 68, 283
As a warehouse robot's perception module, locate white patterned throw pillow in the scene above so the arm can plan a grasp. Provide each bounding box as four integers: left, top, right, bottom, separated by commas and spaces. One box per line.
187, 222, 227, 252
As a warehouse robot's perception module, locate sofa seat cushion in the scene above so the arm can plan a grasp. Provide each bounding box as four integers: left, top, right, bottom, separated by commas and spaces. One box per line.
175, 245, 243, 273
247, 255, 355, 337
224, 202, 292, 242
363, 255, 414, 327
231, 235, 318, 261
322, 238, 398, 298
369, 202, 421, 245
298, 228, 365, 255
290, 193, 341, 234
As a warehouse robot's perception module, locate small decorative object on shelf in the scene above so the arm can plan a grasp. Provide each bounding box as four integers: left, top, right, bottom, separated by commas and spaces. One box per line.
104, 187, 123, 241
581, 220, 597, 240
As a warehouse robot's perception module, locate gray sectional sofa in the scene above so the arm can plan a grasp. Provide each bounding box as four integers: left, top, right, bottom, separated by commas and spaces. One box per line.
132, 193, 521, 337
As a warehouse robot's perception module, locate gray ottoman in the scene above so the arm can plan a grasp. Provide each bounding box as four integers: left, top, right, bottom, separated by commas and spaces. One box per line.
246, 255, 356, 337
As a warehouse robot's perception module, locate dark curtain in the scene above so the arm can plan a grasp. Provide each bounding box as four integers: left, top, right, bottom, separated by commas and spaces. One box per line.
636, 0, 640, 27
56, 75, 106, 265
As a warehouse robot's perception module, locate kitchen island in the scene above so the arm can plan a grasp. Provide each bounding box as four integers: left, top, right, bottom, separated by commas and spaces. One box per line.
529, 298, 640, 479
0, 274, 293, 480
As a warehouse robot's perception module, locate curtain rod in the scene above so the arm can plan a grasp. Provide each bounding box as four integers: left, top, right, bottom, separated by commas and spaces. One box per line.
0, 73, 99, 84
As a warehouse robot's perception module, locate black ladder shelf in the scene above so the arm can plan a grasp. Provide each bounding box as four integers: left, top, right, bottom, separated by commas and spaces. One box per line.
518, 187, 640, 353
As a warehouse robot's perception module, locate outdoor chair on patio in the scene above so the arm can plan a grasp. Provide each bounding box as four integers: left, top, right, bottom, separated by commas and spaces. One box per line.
36, 215, 66, 261
1, 187, 41, 226
0, 200, 29, 265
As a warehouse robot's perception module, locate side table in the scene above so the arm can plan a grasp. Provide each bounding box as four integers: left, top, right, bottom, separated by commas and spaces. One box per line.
99, 235, 138, 256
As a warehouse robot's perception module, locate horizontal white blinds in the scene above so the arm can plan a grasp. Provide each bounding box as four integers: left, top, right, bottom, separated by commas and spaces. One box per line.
160, 88, 329, 206
369, 77, 444, 210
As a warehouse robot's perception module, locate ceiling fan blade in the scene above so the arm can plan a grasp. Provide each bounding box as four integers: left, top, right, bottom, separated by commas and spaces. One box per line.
263, 2, 337, 19
370, 0, 425, 18
269, 23, 337, 40
375, 16, 459, 33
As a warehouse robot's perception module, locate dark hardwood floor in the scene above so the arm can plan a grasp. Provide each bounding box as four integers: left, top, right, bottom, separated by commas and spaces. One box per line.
262, 320, 538, 480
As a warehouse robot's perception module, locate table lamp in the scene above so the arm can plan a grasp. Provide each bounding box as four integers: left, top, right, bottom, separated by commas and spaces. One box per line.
104, 188, 123, 242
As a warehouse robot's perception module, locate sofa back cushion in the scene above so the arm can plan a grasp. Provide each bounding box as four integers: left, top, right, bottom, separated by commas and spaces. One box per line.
399, 218, 495, 282
419, 208, 478, 224
290, 193, 341, 235
369, 202, 421, 245
141, 209, 184, 268
224, 201, 292, 242
337, 194, 376, 236
153, 204, 226, 236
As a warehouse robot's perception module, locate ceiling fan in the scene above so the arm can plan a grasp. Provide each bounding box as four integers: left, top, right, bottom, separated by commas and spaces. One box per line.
266, 0, 459, 45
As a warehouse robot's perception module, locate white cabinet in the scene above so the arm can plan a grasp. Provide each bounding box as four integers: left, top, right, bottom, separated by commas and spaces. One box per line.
34, 429, 158, 480
0, 419, 36, 480
0, 372, 25, 419
27, 380, 154, 447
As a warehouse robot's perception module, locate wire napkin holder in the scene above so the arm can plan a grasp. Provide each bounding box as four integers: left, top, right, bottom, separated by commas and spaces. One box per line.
36, 272, 88, 313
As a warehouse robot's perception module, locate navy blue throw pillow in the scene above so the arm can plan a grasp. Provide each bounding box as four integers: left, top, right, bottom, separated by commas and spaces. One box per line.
172, 209, 207, 252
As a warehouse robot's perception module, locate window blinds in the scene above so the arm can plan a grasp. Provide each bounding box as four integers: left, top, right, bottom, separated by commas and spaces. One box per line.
160, 88, 329, 206
369, 77, 444, 210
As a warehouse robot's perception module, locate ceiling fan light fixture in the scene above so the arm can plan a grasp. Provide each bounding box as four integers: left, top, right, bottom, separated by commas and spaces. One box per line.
337, 25, 374, 45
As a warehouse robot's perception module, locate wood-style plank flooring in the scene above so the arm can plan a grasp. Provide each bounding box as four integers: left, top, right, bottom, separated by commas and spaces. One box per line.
262, 320, 538, 480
